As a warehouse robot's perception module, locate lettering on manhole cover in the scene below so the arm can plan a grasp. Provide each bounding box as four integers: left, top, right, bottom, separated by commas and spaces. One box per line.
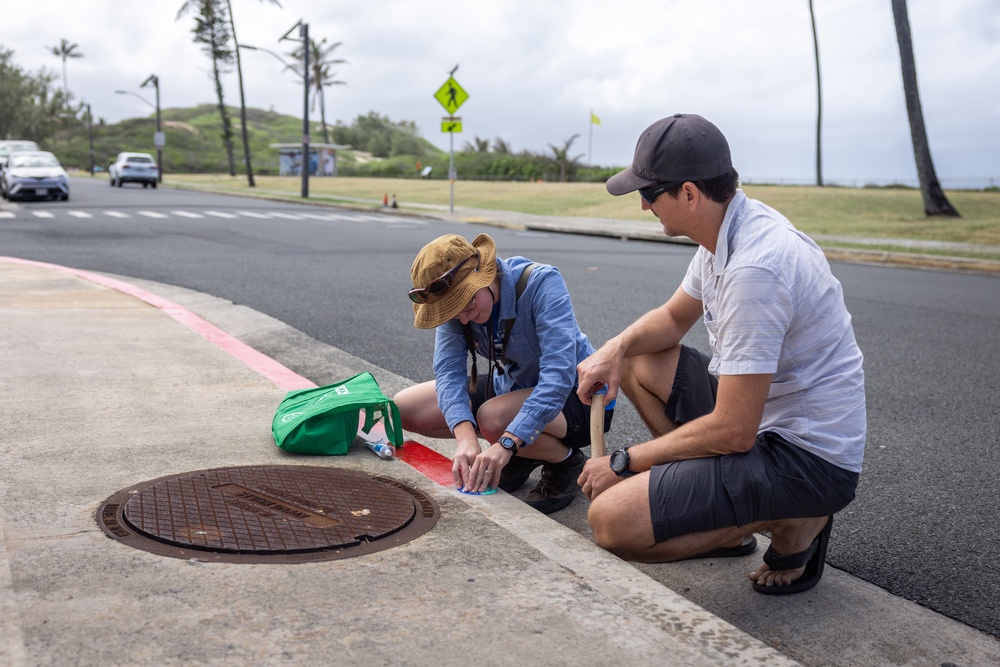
97, 465, 439, 563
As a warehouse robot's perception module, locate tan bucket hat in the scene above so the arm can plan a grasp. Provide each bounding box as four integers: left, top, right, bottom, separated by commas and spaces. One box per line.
410, 233, 497, 329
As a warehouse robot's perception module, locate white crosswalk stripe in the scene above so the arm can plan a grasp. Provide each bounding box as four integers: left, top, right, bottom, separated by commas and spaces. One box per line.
0, 207, 398, 223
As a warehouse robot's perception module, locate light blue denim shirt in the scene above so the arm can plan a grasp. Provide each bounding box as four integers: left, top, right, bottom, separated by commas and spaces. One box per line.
433, 256, 595, 446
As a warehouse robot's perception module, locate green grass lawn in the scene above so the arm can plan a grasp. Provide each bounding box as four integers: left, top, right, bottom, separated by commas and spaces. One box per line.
166, 174, 1000, 251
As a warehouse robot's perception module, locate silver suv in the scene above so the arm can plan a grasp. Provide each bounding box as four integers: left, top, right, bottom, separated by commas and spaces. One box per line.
109, 152, 158, 188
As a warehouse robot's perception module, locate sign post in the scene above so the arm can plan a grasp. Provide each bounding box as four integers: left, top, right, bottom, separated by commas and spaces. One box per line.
434, 76, 468, 213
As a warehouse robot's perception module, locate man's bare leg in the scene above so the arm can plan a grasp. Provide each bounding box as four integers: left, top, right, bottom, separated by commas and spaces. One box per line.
591, 476, 833, 590
748, 516, 831, 589
588, 474, 761, 562
619, 347, 681, 437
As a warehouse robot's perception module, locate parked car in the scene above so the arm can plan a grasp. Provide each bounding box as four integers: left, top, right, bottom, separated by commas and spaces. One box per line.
108, 152, 158, 188
0, 151, 70, 202
0, 140, 40, 171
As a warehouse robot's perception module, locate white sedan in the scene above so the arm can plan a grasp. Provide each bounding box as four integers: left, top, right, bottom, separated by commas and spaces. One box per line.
109, 152, 159, 188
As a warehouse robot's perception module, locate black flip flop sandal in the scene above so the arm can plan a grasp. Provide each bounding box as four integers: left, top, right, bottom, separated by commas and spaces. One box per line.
752, 516, 834, 595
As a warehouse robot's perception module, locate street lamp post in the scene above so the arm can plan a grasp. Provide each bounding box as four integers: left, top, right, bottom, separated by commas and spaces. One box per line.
141, 75, 162, 184
115, 77, 162, 183
86, 103, 94, 176
281, 21, 310, 198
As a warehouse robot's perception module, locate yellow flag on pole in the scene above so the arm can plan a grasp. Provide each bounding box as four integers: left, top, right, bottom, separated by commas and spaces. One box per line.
591, 112, 602, 125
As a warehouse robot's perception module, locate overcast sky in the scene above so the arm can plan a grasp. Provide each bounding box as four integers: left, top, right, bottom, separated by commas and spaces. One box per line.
6, 0, 999, 186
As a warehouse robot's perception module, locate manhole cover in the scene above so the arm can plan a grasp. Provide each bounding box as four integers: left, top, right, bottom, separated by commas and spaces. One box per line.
97, 465, 439, 563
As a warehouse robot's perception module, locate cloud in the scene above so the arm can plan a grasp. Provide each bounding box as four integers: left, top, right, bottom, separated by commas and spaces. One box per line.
5, 0, 998, 185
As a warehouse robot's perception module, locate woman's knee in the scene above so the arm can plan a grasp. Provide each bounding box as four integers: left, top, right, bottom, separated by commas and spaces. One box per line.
394, 383, 441, 432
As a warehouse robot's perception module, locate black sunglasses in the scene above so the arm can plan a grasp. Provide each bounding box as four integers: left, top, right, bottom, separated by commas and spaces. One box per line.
408, 252, 481, 304
639, 181, 682, 205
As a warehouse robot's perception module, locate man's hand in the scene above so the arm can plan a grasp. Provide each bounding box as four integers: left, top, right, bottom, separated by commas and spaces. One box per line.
577, 343, 624, 406
578, 455, 624, 500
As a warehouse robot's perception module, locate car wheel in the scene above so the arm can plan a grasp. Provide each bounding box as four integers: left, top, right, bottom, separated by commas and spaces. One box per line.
152, 181, 158, 189
109, 177, 114, 186
116, 179, 123, 188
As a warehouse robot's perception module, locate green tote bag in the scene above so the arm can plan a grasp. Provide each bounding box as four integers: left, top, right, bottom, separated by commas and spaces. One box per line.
272, 372, 403, 455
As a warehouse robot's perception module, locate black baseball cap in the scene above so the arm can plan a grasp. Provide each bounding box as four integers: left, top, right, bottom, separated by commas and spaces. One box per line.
606, 113, 732, 196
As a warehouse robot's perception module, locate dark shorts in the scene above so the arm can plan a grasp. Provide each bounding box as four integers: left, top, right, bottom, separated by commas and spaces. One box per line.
470, 375, 613, 449
649, 346, 860, 543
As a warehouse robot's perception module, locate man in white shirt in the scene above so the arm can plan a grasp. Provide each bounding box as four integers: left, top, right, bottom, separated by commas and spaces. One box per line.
577, 113, 866, 595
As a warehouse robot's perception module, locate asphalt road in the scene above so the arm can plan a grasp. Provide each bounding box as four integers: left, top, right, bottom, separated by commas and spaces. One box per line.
4, 175, 999, 639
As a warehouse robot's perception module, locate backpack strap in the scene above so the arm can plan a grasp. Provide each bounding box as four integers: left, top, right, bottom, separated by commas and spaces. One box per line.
500, 263, 536, 362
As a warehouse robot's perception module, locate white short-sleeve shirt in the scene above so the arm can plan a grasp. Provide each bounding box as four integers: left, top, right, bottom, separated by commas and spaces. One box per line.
682, 190, 867, 472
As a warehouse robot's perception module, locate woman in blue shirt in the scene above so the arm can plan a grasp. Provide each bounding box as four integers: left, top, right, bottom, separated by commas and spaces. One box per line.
395, 233, 612, 514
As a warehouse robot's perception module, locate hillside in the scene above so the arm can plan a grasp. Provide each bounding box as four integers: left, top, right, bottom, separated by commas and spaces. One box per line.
48, 105, 444, 175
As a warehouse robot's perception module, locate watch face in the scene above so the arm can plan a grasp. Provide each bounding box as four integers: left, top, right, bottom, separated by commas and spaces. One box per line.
610, 449, 627, 472
500, 437, 517, 451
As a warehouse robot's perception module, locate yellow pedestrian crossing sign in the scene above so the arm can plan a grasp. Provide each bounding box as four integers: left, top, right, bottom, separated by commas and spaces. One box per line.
434, 77, 469, 115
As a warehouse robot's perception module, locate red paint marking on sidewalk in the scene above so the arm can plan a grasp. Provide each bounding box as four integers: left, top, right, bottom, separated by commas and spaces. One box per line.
395, 440, 456, 487
1, 256, 457, 486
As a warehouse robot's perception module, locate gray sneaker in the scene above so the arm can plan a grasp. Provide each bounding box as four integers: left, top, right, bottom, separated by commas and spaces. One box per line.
525, 449, 587, 514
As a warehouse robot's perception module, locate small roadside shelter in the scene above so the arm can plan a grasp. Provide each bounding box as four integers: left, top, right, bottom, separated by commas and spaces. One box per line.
270, 143, 349, 177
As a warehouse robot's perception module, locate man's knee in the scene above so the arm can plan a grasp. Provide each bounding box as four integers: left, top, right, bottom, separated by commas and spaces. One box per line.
588, 494, 640, 558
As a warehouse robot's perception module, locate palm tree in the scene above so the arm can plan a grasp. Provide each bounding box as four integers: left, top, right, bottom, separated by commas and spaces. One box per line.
548, 134, 584, 182
808, 0, 823, 187
462, 137, 490, 153
47, 39, 82, 96
891, 0, 959, 217
184, 0, 237, 175
178, 0, 282, 186
288, 37, 347, 144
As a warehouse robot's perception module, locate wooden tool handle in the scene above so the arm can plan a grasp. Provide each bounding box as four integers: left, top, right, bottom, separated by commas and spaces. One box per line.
589, 391, 606, 457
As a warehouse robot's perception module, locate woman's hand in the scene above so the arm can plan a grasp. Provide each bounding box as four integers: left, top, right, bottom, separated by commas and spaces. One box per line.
465, 443, 514, 493
452, 436, 483, 489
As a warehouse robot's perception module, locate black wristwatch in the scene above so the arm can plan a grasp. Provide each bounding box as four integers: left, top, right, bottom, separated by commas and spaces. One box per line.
499, 436, 518, 456
610, 447, 634, 478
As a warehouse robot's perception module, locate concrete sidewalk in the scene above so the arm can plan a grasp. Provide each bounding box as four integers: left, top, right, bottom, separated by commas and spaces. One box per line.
3, 253, 1000, 667
0, 257, 796, 666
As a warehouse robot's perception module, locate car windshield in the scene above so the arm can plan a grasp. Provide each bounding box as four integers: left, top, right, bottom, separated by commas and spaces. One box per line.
11, 155, 59, 168
0, 143, 39, 157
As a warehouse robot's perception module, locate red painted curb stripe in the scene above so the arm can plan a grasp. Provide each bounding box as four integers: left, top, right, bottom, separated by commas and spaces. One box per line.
395, 440, 456, 487
1, 256, 457, 486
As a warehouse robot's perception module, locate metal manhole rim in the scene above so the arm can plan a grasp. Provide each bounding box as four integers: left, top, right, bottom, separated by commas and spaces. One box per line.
97, 464, 439, 564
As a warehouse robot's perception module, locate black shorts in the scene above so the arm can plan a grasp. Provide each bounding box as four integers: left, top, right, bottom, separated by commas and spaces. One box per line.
649, 346, 859, 542
469, 375, 613, 449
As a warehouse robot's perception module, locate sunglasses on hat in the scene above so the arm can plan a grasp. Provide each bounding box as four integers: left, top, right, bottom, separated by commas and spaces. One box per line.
639, 181, 682, 205
408, 252, 481, 304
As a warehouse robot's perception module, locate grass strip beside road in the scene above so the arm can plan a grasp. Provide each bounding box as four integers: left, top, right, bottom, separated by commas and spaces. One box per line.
166, 174, 1000, 261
